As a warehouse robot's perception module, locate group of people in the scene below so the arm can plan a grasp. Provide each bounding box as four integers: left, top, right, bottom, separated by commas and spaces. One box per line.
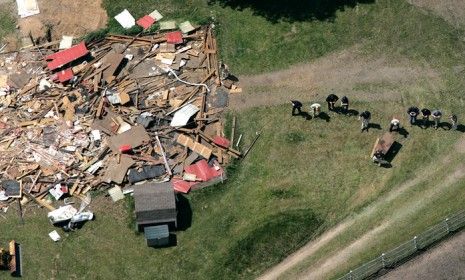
291, 95, 460, 133
290, 94, 350, 119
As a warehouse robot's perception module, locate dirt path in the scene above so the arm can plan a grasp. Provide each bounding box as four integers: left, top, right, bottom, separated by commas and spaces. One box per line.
379, 230, 465, 279
259, 131, 465, 280
230, 47, 439, 110
300, 165, 465, 280
257, 221, 354, 280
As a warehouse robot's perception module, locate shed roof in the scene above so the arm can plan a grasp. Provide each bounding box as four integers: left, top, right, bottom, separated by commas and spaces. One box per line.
134, 182, 176, 225
144, 224, 169, 240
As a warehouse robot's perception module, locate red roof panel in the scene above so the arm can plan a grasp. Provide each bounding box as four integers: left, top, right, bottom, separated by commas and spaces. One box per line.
56, 68, 74, 83
171, 178, 194, 194
136, 15, 155, 29
184, 160, 223, 182
213, 136, 230, 148
166, 31, 183, 44
46, 42, 89, 70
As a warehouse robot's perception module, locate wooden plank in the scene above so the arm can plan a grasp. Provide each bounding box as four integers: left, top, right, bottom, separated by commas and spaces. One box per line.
23, 192, 55, 211
370, 138, 380, 158
176, 134, 212, 159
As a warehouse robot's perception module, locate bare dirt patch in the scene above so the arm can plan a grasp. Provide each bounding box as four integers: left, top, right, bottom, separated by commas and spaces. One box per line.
408, 0, 465, 28
229, 47, 439, 110
17, 0, 108, 41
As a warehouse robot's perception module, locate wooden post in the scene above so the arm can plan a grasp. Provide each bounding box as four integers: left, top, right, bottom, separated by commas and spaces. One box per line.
155, 132, 172, 176
243, 132, 261, 159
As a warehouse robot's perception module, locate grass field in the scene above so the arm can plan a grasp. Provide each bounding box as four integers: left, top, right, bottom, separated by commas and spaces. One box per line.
0, 3, 15, 43
2, 0, 465, 279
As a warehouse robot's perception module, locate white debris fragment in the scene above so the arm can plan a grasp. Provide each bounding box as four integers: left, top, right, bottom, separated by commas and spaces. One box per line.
114, 9, 136, 29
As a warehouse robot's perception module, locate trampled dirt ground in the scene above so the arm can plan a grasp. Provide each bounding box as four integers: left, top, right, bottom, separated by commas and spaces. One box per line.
16, 0, 108, 40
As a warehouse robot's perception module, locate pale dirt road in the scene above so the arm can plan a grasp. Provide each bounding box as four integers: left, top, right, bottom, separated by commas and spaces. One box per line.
229, 46, 439, 111
379, 230, 465, 280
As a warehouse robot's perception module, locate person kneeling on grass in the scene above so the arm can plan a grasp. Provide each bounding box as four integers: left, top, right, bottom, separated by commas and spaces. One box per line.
432, 110, 442, 130
407, 106, 420, 125
310, 103, 321, 118
359, 111, 371, 132
341, 96, 349, 114
326, 94, 339, 111
290, 100, 303, 116
421, 108, 431, 129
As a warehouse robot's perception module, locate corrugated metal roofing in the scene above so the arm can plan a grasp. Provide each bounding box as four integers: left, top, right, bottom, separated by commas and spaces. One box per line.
46, 42, 89, 70
166, 31, 183, 44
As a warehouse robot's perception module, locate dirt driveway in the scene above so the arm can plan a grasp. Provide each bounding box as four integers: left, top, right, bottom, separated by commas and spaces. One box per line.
379, 230, 465, 280
229, 46, 439, 110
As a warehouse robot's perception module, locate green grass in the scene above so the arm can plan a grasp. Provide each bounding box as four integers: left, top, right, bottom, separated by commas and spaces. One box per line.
0, 7, 15, 42
2, 101, 462, 280
2, 0, 465, 279
101, 0, 384, 75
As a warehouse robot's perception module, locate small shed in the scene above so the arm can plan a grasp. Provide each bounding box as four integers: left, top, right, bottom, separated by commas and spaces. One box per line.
133, 182, 177, 231
144, 225, 170, 247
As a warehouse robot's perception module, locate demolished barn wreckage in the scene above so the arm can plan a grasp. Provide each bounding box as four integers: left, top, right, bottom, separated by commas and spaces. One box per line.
0, 23, 242, 244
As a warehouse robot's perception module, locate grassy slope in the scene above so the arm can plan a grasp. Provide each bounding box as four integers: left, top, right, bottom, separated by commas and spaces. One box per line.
102, 0, 379, 75
2, 0, 465, 280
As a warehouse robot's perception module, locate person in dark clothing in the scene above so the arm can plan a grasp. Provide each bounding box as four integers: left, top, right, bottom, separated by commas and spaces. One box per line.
450, 114, 458, 130
326, 94, 339, 111
432, 110, 442, 129
290, 100, 303, 115
407, 106, 420, 125
341, 96, 349, 113
421, 108, 431, 129
359, 110, 371, 132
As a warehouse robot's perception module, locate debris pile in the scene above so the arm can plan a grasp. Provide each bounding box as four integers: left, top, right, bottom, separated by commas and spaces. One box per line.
0, 25, 241, 224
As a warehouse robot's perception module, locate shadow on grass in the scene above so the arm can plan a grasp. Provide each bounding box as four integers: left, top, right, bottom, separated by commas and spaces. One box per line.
318, 112, 331, 122
398, 127, 409, 138
222, 208, 323, 278
369, 123, 382, 130
335, 107, 359, 117
176, 194, 193, 231
440, 122, 452, 130
457, 124, 465, 133
209, 0, 375, 22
